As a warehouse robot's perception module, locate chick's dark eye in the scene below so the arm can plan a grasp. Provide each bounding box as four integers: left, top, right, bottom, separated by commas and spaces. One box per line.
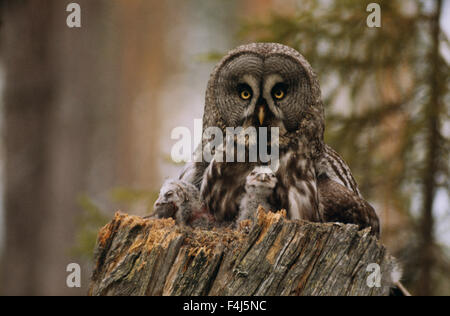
272, 83, 287, 100
238, 84, 252, 100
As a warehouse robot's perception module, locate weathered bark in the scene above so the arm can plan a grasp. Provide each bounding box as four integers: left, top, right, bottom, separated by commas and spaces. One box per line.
89, 209, 396, 296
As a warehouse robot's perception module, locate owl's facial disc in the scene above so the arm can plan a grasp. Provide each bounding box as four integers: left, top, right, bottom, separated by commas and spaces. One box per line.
215, 54, 262, 127
215, 52, 314, 132
264, 55, 313, 131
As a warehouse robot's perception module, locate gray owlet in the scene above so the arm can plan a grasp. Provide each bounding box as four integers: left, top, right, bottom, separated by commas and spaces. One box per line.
179, 42, 380, 237
152, 179, 214, 229
237, 166, 278, 224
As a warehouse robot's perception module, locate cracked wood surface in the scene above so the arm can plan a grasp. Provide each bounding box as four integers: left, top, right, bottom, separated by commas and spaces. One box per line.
88, 209, 394, 296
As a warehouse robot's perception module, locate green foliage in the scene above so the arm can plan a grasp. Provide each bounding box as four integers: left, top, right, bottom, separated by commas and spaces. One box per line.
111, 187, 159, 215
71, 195, 110, 259
195, 51, 225, 63
72, 188, 160, 259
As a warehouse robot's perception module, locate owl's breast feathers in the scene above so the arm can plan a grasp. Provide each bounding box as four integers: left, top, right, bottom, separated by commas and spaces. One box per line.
197, 143, 380, 237
275, 147, 321, 222
200, 160, 256, 223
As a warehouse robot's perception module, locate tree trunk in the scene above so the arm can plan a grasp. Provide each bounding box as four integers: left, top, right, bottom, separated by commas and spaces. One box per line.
0, 0, 57, 295
89, 210, 397, 296
0, 0, 121, 295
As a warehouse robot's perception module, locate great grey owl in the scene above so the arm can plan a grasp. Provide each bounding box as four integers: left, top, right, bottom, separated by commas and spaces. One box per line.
179, 42, 380, 237
237, 166, 278, 224
151, 179, 215, 229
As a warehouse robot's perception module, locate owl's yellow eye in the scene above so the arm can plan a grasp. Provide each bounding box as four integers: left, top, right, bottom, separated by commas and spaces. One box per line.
273, 88, 285, 100
272, 83, 287, 100
240, 89, 252, 100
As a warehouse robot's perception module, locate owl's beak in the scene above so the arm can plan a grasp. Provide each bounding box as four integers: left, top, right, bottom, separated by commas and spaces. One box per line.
258, 105, 265, 126
256, 173, 269, 182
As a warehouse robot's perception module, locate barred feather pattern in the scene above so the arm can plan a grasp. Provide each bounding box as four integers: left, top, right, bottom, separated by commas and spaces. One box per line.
316, 145, 380, 237
316, 144, 361, 197
199, 141, 322, 223
275, 148, 321, 222
199, 157, 255, 223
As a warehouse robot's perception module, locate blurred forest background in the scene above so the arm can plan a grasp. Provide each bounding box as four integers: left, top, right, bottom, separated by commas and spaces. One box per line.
0, 0, 448, 295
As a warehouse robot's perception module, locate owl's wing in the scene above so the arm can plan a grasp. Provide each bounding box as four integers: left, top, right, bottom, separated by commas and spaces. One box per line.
318, 175, 380, 238
317, 144, 362, 197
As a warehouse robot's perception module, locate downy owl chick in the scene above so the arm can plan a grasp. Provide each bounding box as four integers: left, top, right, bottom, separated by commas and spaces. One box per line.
237, 166, 278, 224
152, 179, 214, 229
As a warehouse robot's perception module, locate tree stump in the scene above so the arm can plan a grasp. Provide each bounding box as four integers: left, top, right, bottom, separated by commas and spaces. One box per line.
88, 209, 396, 296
